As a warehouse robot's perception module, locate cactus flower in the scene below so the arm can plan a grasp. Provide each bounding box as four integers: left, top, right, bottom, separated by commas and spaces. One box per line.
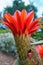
0, 9, 41, 36
35, 45, 43, 57
28, 45, 43, 58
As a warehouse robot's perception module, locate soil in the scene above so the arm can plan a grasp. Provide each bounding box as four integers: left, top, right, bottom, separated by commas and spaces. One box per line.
0, 51, 15, 65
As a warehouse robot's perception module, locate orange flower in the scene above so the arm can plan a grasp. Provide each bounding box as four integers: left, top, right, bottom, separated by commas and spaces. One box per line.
28, 45, 43, 58
0, 9, 41, 36
35, 45, 43, 57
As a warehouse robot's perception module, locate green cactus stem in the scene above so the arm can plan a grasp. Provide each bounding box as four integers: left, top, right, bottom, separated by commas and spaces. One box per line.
14, 34, 32, 65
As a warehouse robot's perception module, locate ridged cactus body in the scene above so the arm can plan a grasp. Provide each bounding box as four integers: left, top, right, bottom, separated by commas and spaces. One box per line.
15, 34, 31, 65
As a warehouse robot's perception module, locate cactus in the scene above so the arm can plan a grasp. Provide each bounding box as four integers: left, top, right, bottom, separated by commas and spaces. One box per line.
0, 9, 41, 65
15, 34, 31, 65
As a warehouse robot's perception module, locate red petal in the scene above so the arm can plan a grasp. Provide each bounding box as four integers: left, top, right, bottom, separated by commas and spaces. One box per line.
21, 9, 27, 30
13, 10, 21, 21
4, 13, 18, 33
28, 25, 39, 34
25, 17, 41, 33
25, 11, 34, 27
16, 10, 22, 34
35, 45, 43, 57
1, 21, 16, 35
29, 17, 41, 30
38, 46, 43, 57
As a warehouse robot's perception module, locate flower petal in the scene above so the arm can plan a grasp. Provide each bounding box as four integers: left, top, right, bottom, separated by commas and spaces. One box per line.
21, 9, 27, 33
13, 10, 21, 21
25, 17, 41, 33
16, 10, 22, 34
25, 11, 34, 27
4, 13, 18, 33
29, 17, 41, 30
28, 25, 40, 34
21, 9, 27, 24
0, 21, 16, 35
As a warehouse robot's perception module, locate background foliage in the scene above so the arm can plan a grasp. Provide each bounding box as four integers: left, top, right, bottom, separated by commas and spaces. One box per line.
4, 0, 37, 18
0, 33, 17, 56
